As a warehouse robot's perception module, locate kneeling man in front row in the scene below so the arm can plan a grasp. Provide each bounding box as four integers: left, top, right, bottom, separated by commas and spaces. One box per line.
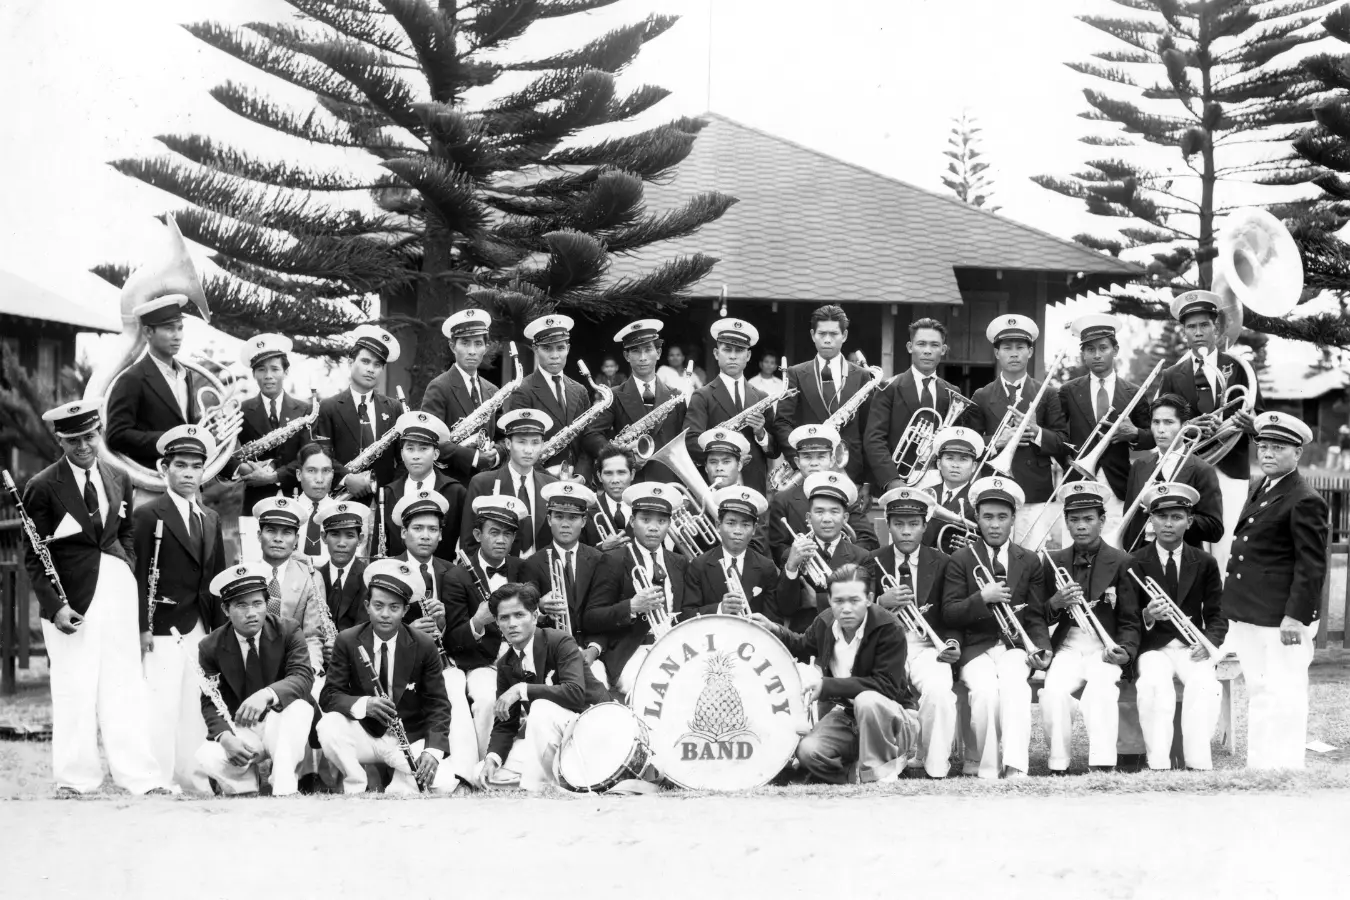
194, 563, 315, 796
754, 564, 918, 784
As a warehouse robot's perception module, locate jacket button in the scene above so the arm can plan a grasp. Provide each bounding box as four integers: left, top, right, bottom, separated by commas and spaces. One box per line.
1238, 556, 1244, 562
1236, 573, 1242, 579
1242, 536, 1248, 542
1247, 518, 1254, 524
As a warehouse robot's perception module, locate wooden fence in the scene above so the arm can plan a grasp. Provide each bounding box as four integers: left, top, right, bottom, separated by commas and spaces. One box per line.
1308, 476, 1350, 647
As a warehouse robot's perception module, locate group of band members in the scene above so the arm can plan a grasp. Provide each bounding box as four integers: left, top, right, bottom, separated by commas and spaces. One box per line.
17, 289, 1327, 795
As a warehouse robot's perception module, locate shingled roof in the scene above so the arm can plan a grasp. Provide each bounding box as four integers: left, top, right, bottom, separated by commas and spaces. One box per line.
612, 113, 1142, 304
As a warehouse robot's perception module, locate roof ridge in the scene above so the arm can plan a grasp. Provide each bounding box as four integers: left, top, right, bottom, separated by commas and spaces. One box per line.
699, 112, 1139, 276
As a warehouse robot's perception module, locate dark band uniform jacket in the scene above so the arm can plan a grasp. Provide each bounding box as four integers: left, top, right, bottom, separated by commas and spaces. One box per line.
133, 492, 226, 635
864, 369, 967, 488
1156, 352, 1260, 481
1130, 543, 1226, 654
683, 378, 778, 495
1120, 452, 1223, 550
867, 544, 959, 646
228, 391, 313, 511
319, 559, 370, 632
395, 551, 455, 629
1221, 471, 1328, 628
313, 389, 403, 488
768, 482, 879, 567
777, 606, 916, 711
420, 366, 503, 482
772, 359, 874, 485
966, 377, 1070, 504
586, 545, 689, 686
197, 614, 315, 740
770, 540, 872, 634
591, 375, 686, 484
520, 543, 620, 644
504, 369, 605, 481
459, 466, 558, 557
487, 627, 610, 760
922, 482, 975, 551
20, 459, 136, 620
1056, 374, 1155, 501
442, 555, 525, 670
105, 354, 201, 470
680, 546, 779, 620
580, 494, 630, 548
320, 622, 452, 753
378, 472, 468, 562
940, 542, 1050, 665
1039, 543, 1141, 657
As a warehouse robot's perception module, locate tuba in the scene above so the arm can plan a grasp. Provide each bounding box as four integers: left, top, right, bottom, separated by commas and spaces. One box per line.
85, 216, 242, 493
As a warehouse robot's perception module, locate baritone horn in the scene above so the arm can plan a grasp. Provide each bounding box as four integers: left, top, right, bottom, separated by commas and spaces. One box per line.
892, 386, 974, 486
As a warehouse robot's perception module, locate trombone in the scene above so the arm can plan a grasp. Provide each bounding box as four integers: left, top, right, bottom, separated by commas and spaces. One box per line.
972, 559, 1038, 657
1068, 359, 1164, 480
891, 387, 974, 485
1041, 551, 1123, 657
549, 550, 572, 636
779, 517, 833, 588
1116, 424, 1203, 551
879, 572, 944, 646
1128, 569, 1228, 664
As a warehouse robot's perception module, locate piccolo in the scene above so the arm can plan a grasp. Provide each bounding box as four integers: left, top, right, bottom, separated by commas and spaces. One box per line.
357, 645, 426, 793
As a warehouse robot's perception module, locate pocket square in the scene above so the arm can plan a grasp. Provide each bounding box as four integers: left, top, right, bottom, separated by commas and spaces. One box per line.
1102, 587, 1117, 609
752, 586, 763, 598
545, 669, 556, 686
50, 513, 83, 541
117, 501, 128, 520
405, 682, 417, 693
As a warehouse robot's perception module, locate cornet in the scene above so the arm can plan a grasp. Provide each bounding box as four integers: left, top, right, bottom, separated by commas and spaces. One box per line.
1041, 551, 1123, 658
720, 556, 751, 616
629, 545, 675, 638
973, 561, 1038, 657
1128, 569, 1227, 664
549, 550, 572, 636
927, 501, 978, 554
879, 573, 944, 646
779, 517, 833, 588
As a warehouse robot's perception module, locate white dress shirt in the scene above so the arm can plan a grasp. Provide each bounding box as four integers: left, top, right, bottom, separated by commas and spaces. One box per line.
403, 473, 435, 498
598, 494, 632, 529
718, 373, 770, 449
830, 617, 866, 678
66, 458, 108, 524
894, 550, 919, 586
910, 366, 940, 408
507, 466, 535, 521
351, 634, 397, 719
329, 561, 350, 589
631, 374, 660, 402
349, 388, 375, 431
981, 541, 1010, 574
1192, 348, 1220, 395
1145, 543, 1184, 632
151, 353, 189, 419
815, 355, 846, 404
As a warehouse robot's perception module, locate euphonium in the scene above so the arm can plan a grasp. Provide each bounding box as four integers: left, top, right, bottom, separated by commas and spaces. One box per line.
447, 342, 523, 450
1117, 424, 1203, 551
891, 385, 974, 486
538, 360, 613, 464
613, 362, 694, 463
927, 499, 978, 554
85, 215, 242, 492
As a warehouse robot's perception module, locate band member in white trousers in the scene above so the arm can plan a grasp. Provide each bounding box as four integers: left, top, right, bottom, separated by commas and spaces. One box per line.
1220, 414, 1327, 769
20, 398, 166, 795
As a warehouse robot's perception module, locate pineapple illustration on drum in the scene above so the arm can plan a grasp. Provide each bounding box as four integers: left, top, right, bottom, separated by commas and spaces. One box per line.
680, 652, 756, 745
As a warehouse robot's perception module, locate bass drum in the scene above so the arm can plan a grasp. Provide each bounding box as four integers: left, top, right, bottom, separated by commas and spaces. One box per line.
555, 702, 657, 794
629, 614, 806, 791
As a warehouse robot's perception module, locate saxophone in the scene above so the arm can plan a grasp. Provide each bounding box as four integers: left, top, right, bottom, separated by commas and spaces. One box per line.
613, 362, 694, 463
229, 390, 320, 466
721, 386, 798, 433
538, 360, 613, 466
342, 398, 404, 475
769, 356, 886, 491
446, 342, 523, 450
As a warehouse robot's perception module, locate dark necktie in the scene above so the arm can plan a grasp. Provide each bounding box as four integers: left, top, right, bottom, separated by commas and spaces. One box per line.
821, 365, 837, 407
1095, 380, 1110, 422
990, 551, 1007, 582
266, 567, 282, 616
189, 506, 203, 554
470, 375, 482, 409
244, 636, 265, 699
642, 381, 655, 408
553, 375, 565, 411
898, 556, 914, 589
420, 561, 433, 611
357, 397, 375, 449
611, 499, 627, 532
82, 468, 99, 520
1163, 551, 1179, 599
650, 549, 667, 586
378, 642, 390, 697
517, 478, 533, 555
329, 568, 344, 617
1193, 356, 1215, 415
1072, 551, 1093, 591
268, 400, 279, 432
563, 549, 576, 612
920, 376, 935, 410
1005, 381, 1018, 405
304, 503, 321, 556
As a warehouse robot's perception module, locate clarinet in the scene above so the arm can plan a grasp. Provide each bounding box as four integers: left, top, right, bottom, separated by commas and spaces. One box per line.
455, 547, 491, 605
374, 483, 387, 559
2, 470, 70, 607
146, 519, 176, 631
299, 556, 339, 676
356, 645, 426, 793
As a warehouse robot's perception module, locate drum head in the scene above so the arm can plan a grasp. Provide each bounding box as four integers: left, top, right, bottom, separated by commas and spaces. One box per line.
630, 614, 805, 791
557, 702, 647, 792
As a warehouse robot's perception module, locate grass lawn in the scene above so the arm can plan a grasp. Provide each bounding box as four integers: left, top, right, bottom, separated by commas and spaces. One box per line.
4, 645, 1349, 800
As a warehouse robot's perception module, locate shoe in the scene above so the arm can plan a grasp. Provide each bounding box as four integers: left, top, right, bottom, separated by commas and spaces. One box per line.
54, 786, 82, 798
1003, 767, 1028, 779
297, 773, 326, 795
1089, 765, 1116, 774
142, 787, 174, 796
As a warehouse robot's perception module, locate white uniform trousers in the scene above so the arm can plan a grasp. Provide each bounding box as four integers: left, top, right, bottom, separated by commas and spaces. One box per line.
193, 700, 312, 795
1041, 627, 1121, 770
1137, 640, 1221, 770
958, 643, 1031, 778
40, 553, 163, 794
442, 665, 497, 778
517, 698, 579, 792
143, 621, 211, 793
1100, 490, 1125, 548
618, 647, 653, 698
315, 711, 456, 794
906, 639, 956, 778
1212, 473, 1246, 573
1017, 502, 1062, 551
1223, 620, 1316, 769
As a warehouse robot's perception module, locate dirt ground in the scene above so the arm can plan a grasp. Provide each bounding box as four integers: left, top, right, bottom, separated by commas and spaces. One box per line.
5, 791, 1347, 899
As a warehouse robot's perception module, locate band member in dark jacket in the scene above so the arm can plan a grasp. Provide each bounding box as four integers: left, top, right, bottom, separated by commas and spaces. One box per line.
772, 305, 875, 492
194, 564, 315, 796
1130, 483, 1227, 771
1120, 393, 1224, 552
921, 427, 982, 553
1038, 481, 1140, 773
315, 500, 370, 631
505, 314, 605, 480
771, 472, 872, 633
105, 295, 202, 470
134, 424, 227, 794
755, 564, 918, 784
314, 324, 404, 499
478, 583, 609, 791
684, 317, 779, 494
1220, 413, 1327, 769
377, 411, 467, 561
941, 476, 1051, 780
768, 424, 878, 566
317, 558, 454, 794
460, 409, 559, 557
22, 399, 165, 795
870, 487, 958, 778
420, 308, 505, 481
864, 317, 968, 491
593, 319, 687, 485
682, 485, 778, 619
224, 333, 313, 511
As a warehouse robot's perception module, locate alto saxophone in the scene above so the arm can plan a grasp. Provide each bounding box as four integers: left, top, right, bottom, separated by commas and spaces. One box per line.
771, 355, 886, 491
447, 342, 523, 450
538, 361, 613, 464
613, 362, 694, 463
342, 408, 403, 475
229, 389, 321, 467
721, 386, 798, 433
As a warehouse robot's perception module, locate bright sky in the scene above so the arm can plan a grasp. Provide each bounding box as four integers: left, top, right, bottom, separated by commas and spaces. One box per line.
0, 0, 1335, 377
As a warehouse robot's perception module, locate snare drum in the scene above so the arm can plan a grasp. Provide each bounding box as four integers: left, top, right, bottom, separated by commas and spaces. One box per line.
555, 702, 655, 793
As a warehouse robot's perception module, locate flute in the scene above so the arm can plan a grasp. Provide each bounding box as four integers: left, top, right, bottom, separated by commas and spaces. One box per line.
357, 645, 426, 792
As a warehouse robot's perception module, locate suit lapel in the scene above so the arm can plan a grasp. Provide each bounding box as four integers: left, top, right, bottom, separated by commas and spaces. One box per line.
140, 355, 188, 424
335, 392, 361, 445
896, 371, 921, 414
243, 396, 269, 439
530, 371, 567, 421
916, 546, 938, 604
1006, 544, 1024, 594
392, 628, 415, 704
220, 628, 247, 701
533, 631, 550, 683
160, 495, 199, 564
449, 370, 474, 421
1088, 551, 1116, 603
258, 618, 281, 686
1177, 545, 1198, 603
709, 378, 736, 418
617, 380, 646, 423
1240, 472, 1298, 525
572, 548, 593, 616
202, 508, 218, 571
52, 461, 94, 535
99, 465, 122, 533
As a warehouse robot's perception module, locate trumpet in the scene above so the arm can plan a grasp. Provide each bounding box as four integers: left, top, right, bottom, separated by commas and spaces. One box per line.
594, 506, 621, 544
720, 555, 751, 616
879, 572, 944, 646
1128, 570, 1229, 666
1041, 551, 1123, 657
1118, 424, 1204, 551
972, 560, 1039, 657
629, 545, 676, 637
979, 351, 1071, 477
356, 646, 426, 793
549, 549, 572, 636
891, 386, 974, 485
779, 517, 832, 589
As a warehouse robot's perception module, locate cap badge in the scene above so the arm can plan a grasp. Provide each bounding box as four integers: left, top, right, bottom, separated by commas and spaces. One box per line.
1271, 414, 1280, 423
381, 334, 390, 343
653, 487, 663, 495
546, 317, 555, 326
418, 491, 430, 499
277, 498, 288, 506
733, 321, 743, 329
1073, 484, 1083, 492
563, 485, 573, 494
338, 504, 348, 512
808, 426, 817, 435
740, 491, 750, 501
992, 478, 1003, 489
255, 339, 265, 348
828, 474, 838, 484
186, 426, 197, 436
1007, 317, 1016, 325
398, 564, 410, 575
417, 413, 427, 422
521, 411, 532, 418
235, 565, 248, 576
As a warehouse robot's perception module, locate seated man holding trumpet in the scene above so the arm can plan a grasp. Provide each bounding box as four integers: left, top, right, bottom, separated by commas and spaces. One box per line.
871, 487, 959, 778
585, 483, 688, 695
771, 472, 872, 633
921, 426, 983, 553
682, 484, 778, 618
1038, 481, 1140, 774
1120, 394, 1223, 552
768, 424, 878, 566
1128, 483, 1227, 771
941, 476, 1051, 779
